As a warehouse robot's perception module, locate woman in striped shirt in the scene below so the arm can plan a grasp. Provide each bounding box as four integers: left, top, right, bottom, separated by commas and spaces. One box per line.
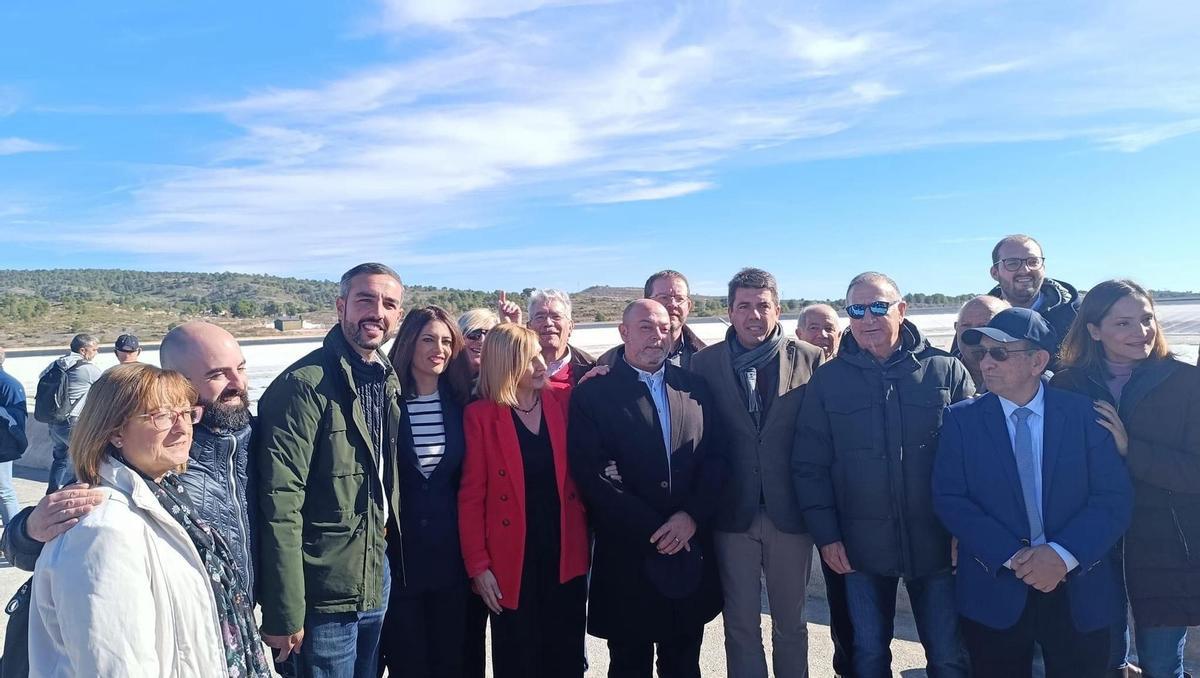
381, 305, 473, 678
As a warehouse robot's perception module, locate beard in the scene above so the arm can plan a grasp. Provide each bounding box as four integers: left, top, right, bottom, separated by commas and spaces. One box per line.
201, 389, 252, 432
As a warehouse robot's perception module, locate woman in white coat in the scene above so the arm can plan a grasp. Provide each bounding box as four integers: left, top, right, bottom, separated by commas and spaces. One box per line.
28, 363, 270, 677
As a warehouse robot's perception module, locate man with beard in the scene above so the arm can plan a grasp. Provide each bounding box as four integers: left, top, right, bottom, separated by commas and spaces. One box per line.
528, 288, 596, 389
599, 270, 707, 371
987, 234, 1079, 365
0, 321, 258, 602
256, 262, 405, 677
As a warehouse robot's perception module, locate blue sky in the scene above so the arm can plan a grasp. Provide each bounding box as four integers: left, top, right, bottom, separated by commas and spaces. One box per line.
1, 0, 1197, 299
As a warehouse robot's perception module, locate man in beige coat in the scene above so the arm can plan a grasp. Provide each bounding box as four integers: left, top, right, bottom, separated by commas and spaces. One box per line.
692, 268, 824, 678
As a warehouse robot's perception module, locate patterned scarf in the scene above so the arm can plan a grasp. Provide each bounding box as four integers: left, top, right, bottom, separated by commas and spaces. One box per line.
727, 324, 785, 429
114, 454, 271, 678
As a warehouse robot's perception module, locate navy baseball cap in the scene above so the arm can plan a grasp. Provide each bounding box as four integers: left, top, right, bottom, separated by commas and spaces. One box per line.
115, 334, 141, 352
961, 307, 1057, 354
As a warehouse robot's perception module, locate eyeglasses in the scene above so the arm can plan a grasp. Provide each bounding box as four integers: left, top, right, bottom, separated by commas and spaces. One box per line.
137, 406, 203, 432
969, 346, 1042, 362
651, 294, 688, 305
464, 328, 488, 341
995, 256, 1045, 272
845, 300, 899, 320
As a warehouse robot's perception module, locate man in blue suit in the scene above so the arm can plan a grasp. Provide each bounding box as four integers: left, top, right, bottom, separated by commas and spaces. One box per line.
932, 308, 1133, 678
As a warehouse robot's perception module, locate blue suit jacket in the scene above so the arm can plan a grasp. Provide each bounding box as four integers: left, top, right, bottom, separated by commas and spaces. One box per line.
932, 387, 1133, 632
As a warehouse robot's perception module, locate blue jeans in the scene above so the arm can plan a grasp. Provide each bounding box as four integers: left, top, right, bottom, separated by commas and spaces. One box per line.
1135, 625, 1187, 678
298, 558, 391, 678
47, 420, 76, 493
0, 461, 20, 524
844, 570, 969, 678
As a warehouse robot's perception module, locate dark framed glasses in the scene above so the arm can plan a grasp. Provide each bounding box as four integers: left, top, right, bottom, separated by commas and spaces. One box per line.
464, 328, 488, 341
996, 256, 1045, 272
845, 300, 899, 320
138, 406, 203, 431
969, 346, 1041, 362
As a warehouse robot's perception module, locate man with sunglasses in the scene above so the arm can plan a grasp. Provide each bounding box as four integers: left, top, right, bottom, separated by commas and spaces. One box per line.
933, 307, 1132, 678
794, 271, 974, 678
987, 235, 1080, 365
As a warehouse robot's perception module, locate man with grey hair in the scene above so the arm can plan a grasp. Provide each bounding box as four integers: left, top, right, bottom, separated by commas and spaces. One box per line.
795, 303, 842, 360
257, 262, 405, 676
794, 272, 974, 678
953, 296, 1011, 390
528, 288, 595, 389
40, 333, 103, 492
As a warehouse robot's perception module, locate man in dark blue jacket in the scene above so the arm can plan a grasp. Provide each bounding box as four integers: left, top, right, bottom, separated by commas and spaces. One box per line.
933, 308, 1133, 678
2, 321, 258, 601
0, 346, 29, 524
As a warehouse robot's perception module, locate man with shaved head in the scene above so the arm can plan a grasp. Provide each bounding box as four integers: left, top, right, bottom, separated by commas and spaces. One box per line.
953, 296, 1012, 390
569, 299, 727, 677
2, 320, 259, 606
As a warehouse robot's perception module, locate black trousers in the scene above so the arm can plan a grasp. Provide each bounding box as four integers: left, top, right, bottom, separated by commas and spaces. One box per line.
821, 558, 856, 677
490, 574, 587, 678
607, 625, 704, 678
960, 586, 1109, 678
462, 592, 489, 678
378, 581, 468, 678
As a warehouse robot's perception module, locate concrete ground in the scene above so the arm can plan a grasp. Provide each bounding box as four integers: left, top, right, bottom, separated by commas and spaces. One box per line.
0, 467, 1191, 677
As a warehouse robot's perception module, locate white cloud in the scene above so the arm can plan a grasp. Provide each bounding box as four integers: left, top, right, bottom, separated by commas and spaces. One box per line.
378, 0, 592, 28
0, 137, 61, 155
785, 23, 874, 70
1100, 119, 1200, 152
575, 178, 715, 204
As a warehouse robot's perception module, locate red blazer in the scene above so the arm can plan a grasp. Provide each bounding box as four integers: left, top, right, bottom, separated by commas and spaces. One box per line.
458, 387, 590, 609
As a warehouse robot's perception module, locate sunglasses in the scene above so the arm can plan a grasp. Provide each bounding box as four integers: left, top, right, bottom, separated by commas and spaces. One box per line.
995, 256, 1045, 272
464, 328, 488, 341
845, 300, 899, 320
137, 406, 203, 432
969, 346, 1041, 362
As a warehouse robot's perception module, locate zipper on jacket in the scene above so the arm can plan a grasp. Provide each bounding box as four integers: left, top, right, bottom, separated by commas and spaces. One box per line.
226, 432, 252, 591
1170, 494, 1192, 562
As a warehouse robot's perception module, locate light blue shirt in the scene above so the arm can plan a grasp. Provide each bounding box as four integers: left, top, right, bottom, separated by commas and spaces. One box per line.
996, 383, 1078, 572
627, 358, 672, 489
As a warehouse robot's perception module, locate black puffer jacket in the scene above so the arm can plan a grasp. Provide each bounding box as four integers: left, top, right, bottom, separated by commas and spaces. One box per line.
793, 320, 974, 578
1051, 359, 1200, 626
176, 421, 257, 602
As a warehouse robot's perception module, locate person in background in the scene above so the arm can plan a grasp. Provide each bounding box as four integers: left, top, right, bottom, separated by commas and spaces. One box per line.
378, 306, 473, 677
43, 333, 103, 493
794, 271, 973, 678
458, 323, 590, 678
458, 309, 501, 384
1052, 279, 1200, 678
114, 334, 141, 364
936, 307, 1132, 678
953, 296, 1012, 391
692, 268, 824, 678
527, 289, 595, 389
986, 234, 1079, 365
599, 270, 708, 370
28, 364, 269, 676
0, 346, 28, 526
795, 303, 842, 361
256, 262, 405, 677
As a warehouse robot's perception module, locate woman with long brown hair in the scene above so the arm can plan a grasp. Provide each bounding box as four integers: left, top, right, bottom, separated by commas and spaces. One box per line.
1051, 279, 1200, 678
378, 305, 473, 677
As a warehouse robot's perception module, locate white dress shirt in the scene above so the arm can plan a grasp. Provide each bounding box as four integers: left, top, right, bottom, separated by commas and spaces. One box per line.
996, 383, 1079, 572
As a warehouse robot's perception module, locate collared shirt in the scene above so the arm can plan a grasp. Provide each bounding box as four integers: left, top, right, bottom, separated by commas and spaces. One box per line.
547, 347, 573, 380
996, 383, 1078, 572
626, 358, 672, 488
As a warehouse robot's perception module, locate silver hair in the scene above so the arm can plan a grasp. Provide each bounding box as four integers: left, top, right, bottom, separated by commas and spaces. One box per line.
338, 263, 403, 299
527, 289, 573, 321
845, 272, 902, 302
798, 303, 839, 324
70, 333, 98, 353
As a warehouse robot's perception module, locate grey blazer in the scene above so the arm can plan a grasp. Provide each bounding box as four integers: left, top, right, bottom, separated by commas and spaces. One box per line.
692, 336, 824, 534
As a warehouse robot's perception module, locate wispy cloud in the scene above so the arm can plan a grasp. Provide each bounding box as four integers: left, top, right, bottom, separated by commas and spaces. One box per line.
1100, 118, 1200, 152
0, 137, 62, 156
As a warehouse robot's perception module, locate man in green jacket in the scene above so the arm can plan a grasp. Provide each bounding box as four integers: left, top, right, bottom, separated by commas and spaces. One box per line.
257, 262, 405, 678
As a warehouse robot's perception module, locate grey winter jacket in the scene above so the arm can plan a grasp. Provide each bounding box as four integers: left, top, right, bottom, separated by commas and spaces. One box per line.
793, 320, 975, 579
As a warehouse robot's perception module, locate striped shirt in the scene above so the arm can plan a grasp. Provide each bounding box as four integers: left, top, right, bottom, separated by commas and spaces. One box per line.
407, 392, 446, 478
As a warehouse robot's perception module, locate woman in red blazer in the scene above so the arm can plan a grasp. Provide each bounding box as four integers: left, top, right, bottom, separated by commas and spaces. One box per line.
458, 323, 590, 678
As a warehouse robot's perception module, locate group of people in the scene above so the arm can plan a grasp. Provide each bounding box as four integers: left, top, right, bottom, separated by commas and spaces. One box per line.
0, 232, 1195, 678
